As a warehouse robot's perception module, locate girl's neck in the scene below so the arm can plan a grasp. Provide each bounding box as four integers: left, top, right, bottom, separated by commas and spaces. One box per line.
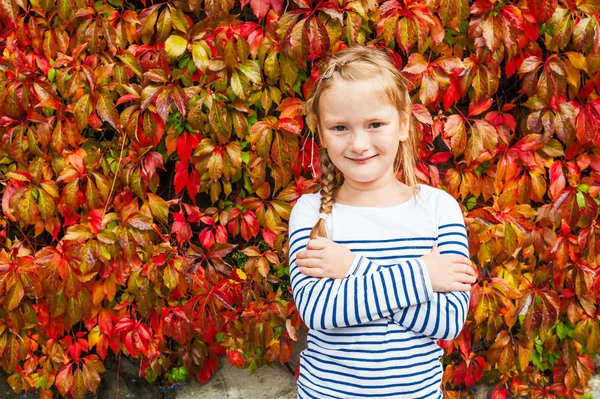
334, 179, 415, 208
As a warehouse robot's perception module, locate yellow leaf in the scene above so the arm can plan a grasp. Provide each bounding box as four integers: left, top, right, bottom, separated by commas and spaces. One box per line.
88, 326, 101, 348
165, 35, 188, 58
236, 268, 247, 280
564, 51, 588, 72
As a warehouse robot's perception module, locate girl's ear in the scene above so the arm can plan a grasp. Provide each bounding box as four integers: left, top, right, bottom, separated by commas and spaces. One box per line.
397, 113, 410, 142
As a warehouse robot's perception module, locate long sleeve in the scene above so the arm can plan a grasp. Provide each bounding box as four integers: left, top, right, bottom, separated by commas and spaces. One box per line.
288, 196, 434, 331
389, 193, 471, 340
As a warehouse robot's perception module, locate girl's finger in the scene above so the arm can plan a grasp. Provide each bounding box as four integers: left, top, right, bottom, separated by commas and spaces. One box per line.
457, 273, 477, 284
451, 282, 473, 292
297, 258, 324, 269
306, 238, 327, 250
454, 264, 477, 277
303, 249, 324, 259
299, 267, 323, 278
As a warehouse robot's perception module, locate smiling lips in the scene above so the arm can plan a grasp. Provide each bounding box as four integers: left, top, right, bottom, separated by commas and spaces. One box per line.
347, 155, 377, 162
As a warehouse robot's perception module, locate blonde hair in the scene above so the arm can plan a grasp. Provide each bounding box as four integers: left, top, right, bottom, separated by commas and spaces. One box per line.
305, 45, 421, 239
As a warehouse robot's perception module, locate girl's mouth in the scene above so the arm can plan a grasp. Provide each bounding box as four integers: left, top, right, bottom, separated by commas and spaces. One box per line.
347, 155, 377, 162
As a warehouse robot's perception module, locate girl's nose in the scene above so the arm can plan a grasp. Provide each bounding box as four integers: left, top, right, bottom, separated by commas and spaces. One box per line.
349, 130, 370, 153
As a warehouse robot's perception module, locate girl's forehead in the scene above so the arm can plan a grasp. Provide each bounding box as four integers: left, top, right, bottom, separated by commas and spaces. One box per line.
318, 78, 396, 111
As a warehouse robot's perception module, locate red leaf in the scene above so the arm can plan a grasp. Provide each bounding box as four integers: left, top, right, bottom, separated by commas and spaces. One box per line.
527, 0, 558, 23
187, 168, 200, 201
142, 152, 165, 180
250, 0, 271, 19
88, 209, 103, 234
215, 225, 228, 243
197, 353, 220, 384
262, 227, 277, 248
241, 211, 260, 241
177, 133, 199, 165
171, 211, 192, 244
549, 161, 566, 200
174, 161, 188, 195
412, 104, 433, 125
226, 349, 245, 367
199, 227, 215, 249
468, 99, 493, 116
430, 152, 453, 164
55, 364, 74, 396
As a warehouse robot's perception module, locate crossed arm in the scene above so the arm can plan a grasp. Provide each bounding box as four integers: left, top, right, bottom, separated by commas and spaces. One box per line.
289, 196, 475, 340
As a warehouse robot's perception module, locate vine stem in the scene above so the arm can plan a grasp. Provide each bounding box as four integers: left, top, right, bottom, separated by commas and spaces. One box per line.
103, 132, 127, 215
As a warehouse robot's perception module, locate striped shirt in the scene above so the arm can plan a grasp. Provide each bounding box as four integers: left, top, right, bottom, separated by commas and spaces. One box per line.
288, 185, 470, 399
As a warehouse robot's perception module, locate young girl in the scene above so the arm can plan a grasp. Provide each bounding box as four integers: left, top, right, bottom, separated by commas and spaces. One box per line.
288, 46, 477, 398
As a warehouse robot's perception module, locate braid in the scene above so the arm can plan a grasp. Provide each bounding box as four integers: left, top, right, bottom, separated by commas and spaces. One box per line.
310, 150, 337, 239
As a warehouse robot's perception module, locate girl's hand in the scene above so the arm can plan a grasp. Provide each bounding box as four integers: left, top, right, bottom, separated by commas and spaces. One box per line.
421, 246, 477, 292
295, 237, 356, 279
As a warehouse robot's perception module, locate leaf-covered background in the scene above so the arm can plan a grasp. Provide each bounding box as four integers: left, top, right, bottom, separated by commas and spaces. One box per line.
0, 0, 599, 397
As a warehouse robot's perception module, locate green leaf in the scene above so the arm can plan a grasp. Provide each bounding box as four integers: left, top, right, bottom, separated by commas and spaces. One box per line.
74, 94, 90, 131
63, 224, 93, 241
238, 60, 262, 84
38, 188, 56, 219
148, 193, 169, 224
230, 70, 246, 99
6, 276, 24, 311
97, 94, 120, 132
192, 43, 210, 71
165, 35, 188, 58
117, 51, 143, 76
20, 188, 36, 224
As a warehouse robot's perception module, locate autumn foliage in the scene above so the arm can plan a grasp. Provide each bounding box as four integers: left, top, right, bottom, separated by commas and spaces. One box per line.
0, 0, 599, 397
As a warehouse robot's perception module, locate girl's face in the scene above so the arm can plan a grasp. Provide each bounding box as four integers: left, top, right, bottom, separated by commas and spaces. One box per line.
317, 77, 409, 191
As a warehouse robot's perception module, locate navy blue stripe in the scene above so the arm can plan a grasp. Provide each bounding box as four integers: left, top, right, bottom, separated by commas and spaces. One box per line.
389, 266, 401, 310
439, 250, 467, 256
289, 227, 311, 240
352, 278, 361, 325
363, 273, 373, 322
300, 362, 441, 395
302, 356, 440, 382
438, 231, 467, 239
398, 262, 409, 306
304, 351, 440, 374
343, 281, 350, 326
366, 254, 426, 260
382, 269, 393, 314
335, 237, 436, 244
320, 280, 334, 330
439, 223, 465, 229
351, 245, 432, 252
407, 303, 421, 331
408, 261, 421, 304
309, 332, 425, 346
308, 279, 327, 330
308, 338, 433, 354
438, 240, 469, 249
419, 300, 432, 334
371, 273, 385, 319
301, 371, 442, 399
308, 346, 441, 363
332, 285, 339, 328
431, 295, 441, 337
314, 327, 413, 337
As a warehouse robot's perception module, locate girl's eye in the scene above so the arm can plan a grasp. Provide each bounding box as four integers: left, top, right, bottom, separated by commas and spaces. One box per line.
332, 126, 347, 132
369, 122, 383, 129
